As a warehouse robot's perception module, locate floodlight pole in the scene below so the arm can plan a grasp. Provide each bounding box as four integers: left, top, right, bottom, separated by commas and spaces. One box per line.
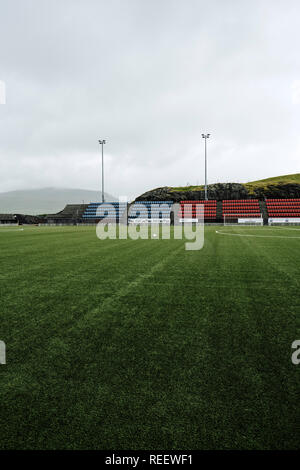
202, 133, 210, 200
98, 139, 106, 203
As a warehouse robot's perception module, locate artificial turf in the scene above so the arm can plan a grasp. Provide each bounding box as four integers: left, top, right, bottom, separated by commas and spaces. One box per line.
0, 225, 299, 449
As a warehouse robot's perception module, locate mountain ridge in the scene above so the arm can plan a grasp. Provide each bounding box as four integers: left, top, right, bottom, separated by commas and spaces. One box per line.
0, 188, 117, 214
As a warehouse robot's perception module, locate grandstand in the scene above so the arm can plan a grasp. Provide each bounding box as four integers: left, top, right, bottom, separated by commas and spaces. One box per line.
179, 200, 217, 221
222, 199, 261, 218
17, 194, 300, 226
82, 202, 127, 223
0, 214, 18, 225
266, 199, 300, 222
128, 201, 173, 222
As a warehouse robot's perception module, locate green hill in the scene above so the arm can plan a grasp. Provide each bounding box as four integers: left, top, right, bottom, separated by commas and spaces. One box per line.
244, 173, 300, 193
137, 173, 300, 201
170, 173, 300, 192
247, 173, 300, 185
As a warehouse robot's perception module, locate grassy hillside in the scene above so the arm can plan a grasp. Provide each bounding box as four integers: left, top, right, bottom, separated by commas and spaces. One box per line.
170, 173, 300, 192
171, 184, 204, 192
244, 173, 300, 193
247, 173, 300, 185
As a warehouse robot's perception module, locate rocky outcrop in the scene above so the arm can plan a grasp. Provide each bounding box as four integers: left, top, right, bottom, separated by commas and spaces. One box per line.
247, 183, 300, 200
136, 182, 300, 202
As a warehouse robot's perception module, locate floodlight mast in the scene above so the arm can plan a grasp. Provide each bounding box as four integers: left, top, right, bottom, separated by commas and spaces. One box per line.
98, 139, 106, 203
202, 133, 210, 200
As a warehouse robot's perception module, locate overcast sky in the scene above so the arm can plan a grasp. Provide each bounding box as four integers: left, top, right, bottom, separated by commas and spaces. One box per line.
0, 0, 300, 199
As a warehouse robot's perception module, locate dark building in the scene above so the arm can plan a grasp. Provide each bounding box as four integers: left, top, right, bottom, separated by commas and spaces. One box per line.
0, 214, 18, 224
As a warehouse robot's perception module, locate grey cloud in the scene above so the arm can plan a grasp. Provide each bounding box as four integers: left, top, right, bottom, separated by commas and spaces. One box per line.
0, 0, 299, 198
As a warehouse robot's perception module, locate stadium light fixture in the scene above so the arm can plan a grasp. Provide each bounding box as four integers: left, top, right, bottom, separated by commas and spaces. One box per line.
98, 139, 106, 203
202, 133, 210, 200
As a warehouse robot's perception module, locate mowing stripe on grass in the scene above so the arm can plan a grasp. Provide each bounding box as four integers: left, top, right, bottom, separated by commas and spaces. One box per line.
216, 230, 300, 239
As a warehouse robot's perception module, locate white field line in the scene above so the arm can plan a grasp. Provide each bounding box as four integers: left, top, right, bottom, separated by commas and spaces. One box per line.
0, 228, 24, 232
216, 230, 300, 239
267, 226, 300, 231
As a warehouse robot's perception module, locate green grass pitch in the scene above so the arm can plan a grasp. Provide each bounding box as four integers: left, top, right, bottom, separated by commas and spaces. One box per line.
0, 225, 299, 450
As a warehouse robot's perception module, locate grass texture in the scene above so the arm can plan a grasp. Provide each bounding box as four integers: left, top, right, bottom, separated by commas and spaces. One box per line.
0, 225, 299, 449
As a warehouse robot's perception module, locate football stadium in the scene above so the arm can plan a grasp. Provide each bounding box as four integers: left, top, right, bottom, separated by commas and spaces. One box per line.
0, 174, 300, 450
1, 0, 300, 457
